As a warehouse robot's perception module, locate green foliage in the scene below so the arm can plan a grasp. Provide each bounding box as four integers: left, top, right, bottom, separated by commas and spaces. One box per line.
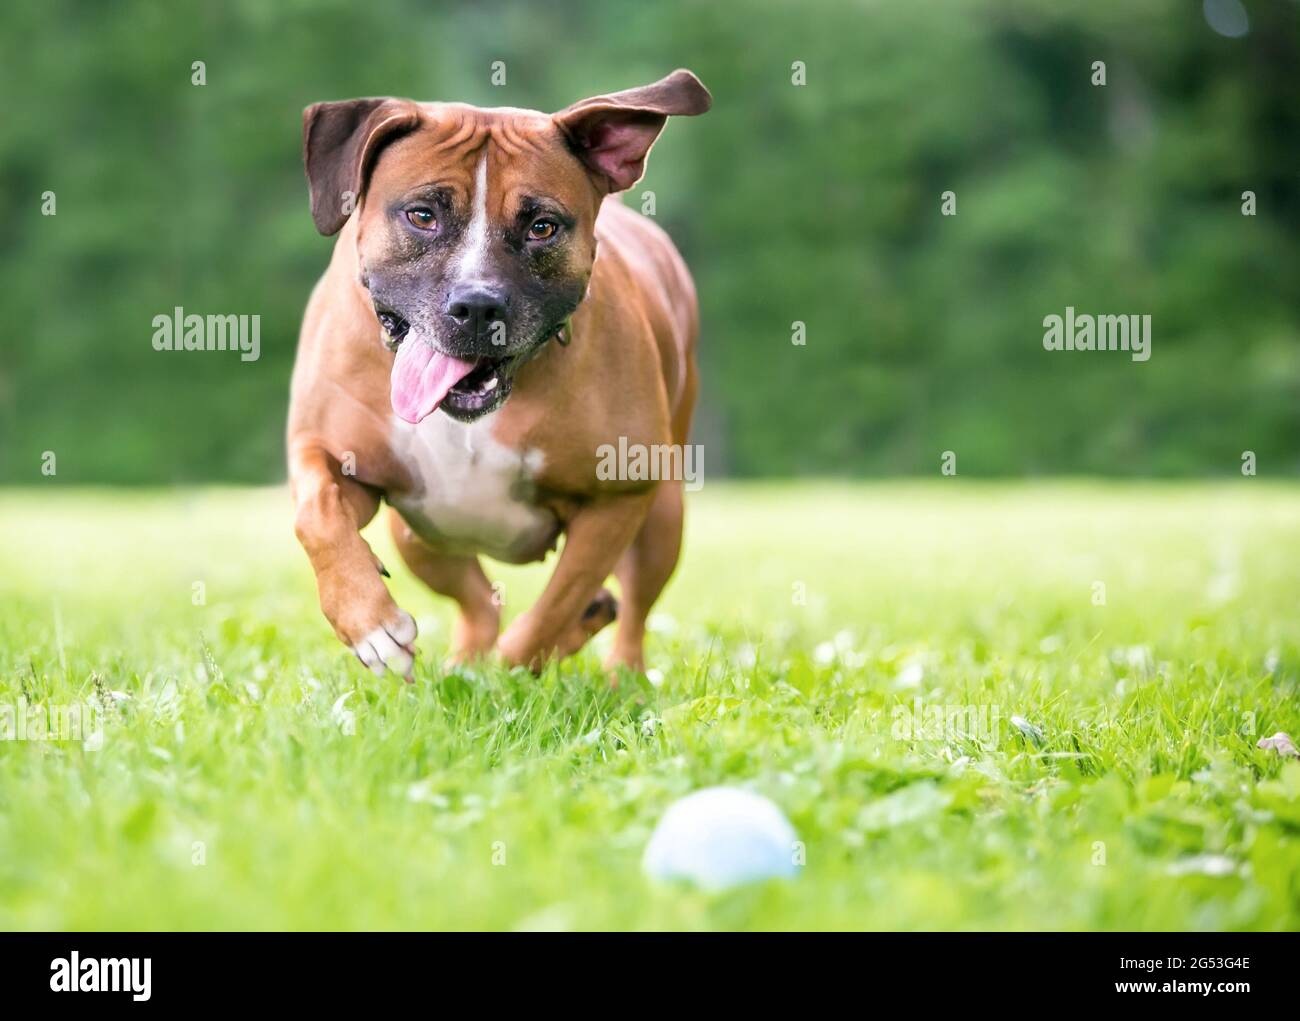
0, 0, 1296, 482
1, 482, 1298, 928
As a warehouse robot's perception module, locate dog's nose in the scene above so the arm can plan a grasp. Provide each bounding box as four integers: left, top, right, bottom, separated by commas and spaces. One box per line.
445, 286, 508, 331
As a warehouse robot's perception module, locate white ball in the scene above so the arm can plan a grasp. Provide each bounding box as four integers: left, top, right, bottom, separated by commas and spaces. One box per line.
642, 786, 799, 890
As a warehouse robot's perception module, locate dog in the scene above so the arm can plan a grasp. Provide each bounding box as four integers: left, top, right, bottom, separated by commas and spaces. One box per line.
288, 70, 710, 678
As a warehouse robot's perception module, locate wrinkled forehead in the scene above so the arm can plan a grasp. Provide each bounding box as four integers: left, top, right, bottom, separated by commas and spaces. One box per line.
365, 103, 597, 216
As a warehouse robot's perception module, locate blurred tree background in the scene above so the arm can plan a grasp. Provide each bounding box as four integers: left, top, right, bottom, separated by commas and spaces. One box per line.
0, 0, 1296, 483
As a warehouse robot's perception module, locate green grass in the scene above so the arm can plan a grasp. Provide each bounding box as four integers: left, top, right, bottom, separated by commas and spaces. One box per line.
2, 482, 1299, 930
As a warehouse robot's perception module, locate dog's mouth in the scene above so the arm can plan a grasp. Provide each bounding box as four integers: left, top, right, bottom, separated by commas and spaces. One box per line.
380, 311, 518, 424
379, 310, 568, 424
441, 354, 514, 420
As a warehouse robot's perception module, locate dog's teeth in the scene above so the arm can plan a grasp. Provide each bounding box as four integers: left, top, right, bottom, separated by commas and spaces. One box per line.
484, 376, 498, 391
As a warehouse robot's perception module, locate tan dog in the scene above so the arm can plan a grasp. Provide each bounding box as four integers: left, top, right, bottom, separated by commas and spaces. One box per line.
288, 70, 710, 678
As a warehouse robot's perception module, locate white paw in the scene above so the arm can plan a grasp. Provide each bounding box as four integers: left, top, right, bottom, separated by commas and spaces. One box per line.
352, 610, 418, 680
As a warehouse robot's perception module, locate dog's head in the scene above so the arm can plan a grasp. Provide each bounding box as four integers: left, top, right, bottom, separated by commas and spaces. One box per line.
302, 70, 710, 423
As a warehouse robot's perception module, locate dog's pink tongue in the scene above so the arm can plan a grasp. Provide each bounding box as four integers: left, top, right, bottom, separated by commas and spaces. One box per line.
390, 337, 478, 424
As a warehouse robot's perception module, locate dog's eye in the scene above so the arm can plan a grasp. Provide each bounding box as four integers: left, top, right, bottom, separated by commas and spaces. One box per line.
406, 208, 437, 230
528, 219, 558, 241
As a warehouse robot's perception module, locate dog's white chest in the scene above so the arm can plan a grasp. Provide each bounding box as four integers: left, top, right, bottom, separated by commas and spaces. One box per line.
390, 414, 557, 563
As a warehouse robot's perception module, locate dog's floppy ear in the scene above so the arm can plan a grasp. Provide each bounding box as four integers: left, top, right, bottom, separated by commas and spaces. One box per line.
553, 69, 711, 194
302, 98, 421, 235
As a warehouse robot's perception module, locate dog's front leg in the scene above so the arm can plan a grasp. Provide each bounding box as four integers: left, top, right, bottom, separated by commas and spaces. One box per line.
289, 441, 417, 680
497, 491, 653, 671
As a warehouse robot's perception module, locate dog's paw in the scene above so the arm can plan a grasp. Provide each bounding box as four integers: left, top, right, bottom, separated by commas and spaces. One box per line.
582, 588, 619, 631
495, 588, 620, 673
448, 606, 501, 665
351, 609, 418, 682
